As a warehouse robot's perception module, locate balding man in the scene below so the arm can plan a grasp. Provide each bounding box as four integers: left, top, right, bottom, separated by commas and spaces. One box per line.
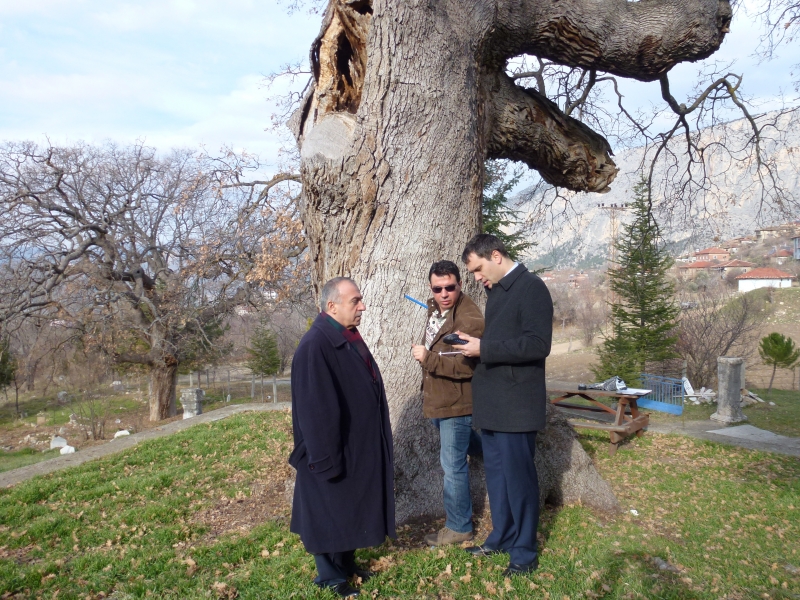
289, 277, 395, 598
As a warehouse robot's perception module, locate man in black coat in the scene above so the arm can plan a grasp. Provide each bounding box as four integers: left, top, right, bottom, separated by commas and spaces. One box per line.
289, 277, 395, 598
456, 234, 553, 577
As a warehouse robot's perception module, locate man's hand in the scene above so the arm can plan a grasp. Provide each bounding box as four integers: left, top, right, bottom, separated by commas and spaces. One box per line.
455, 331, 480, 358
411, 344, 428, 363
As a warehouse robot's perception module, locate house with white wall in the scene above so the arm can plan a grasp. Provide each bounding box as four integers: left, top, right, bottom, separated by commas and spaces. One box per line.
735, 267, 796, 292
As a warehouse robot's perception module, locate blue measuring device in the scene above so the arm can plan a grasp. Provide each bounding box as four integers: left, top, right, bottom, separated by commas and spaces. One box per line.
404, 294, 427, 309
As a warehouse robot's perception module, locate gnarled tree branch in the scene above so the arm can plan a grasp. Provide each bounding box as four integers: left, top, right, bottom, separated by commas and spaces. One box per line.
492, 0, 731, 81
485, 71, 618, 193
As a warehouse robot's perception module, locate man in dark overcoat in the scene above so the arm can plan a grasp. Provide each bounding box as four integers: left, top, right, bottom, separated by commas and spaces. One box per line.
456, 234, 553, 577
289, 277, 395, 598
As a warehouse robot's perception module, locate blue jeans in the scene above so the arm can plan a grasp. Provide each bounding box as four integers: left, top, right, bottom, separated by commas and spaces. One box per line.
431, 416, 482, 533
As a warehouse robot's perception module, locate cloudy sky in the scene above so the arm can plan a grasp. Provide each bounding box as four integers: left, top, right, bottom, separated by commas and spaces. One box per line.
0, 1, 795, 174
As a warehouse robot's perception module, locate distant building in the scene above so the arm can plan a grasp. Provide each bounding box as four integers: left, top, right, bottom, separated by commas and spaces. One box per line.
693, 246, 730, 262
678, 259, 756, 280
735, 267, 796, 292
766, 248, 794, 266
755, 223, 800, 242
794, 236, 800, 261
721, 236, 755, 254
713, 259, 755, 277
676, 260, 716, 279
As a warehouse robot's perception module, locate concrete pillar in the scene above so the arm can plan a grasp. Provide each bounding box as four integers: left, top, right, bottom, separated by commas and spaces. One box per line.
711, 357, 747, 424
180, 388, 204, 419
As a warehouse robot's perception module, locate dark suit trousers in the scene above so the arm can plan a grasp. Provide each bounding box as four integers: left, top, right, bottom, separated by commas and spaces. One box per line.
313, 549, 357, 585
482, 429, 540, 566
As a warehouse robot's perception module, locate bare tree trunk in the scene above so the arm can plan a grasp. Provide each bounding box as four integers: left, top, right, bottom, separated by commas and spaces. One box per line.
25, 359, 37, 392
294, 0, 730, 523
149, 362, 178, 421
767, 364, 777, 396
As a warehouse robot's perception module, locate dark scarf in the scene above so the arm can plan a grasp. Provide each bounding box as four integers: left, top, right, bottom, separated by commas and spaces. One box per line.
324, 313, 377, 381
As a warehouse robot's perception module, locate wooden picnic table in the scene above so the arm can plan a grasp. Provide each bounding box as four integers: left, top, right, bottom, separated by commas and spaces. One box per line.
548, 387, 650, 456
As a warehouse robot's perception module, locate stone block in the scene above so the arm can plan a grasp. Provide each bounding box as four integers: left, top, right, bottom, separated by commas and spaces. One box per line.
711, 357, 747, 424
50, 435, 67, 449
180, 388, 204, 419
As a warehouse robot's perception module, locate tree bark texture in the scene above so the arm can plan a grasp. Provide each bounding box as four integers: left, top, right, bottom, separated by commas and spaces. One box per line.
149, 361, 178, 422
293, 0, 730, 523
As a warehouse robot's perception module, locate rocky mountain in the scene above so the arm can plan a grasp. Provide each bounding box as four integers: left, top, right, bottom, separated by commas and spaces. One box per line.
519, 110, 800, 268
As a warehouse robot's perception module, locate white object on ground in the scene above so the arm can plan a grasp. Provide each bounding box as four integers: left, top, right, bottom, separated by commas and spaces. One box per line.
684, 378, 718, 404
629, 509, 639, 516
769, 402, 776, 406
60, 445, 76, 454
49, 436, 67, 449
114, 430, 130, 438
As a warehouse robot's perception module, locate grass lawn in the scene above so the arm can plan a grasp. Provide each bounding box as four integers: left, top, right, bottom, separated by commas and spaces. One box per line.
0, 411, 798, 599
0, 393, 146, 428
648, 388, 800, 437
0, 448, 60, 474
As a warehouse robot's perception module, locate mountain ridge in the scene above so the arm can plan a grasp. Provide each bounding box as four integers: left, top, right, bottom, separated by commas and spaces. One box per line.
519, 110, 800, 268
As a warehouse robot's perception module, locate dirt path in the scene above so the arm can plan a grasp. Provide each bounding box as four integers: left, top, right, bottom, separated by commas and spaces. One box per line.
0, 402, 289, 488
3, 399, 798, 489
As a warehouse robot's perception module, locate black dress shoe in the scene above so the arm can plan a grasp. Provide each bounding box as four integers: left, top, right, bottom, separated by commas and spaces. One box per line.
317, 582, 360, 597
351, 569, 376, 583
465, 544, 503, 556
502, 557, 539, 577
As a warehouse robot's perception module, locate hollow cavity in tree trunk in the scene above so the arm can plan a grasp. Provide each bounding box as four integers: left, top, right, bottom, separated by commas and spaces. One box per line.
293, 0, 731, 524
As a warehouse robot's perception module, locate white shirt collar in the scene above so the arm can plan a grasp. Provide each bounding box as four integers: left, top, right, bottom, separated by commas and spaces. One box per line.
503, 262, 520, 278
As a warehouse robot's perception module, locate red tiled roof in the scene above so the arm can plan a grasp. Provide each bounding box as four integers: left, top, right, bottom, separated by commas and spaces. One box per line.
696, 247, 728, 255
774, 249, 793, 257
716, 259, 755, 268
678, 261, 716, 269
735, 267, 796, 280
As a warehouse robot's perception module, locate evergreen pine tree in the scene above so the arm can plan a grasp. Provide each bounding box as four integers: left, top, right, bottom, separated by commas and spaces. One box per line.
0, 336, 17, 414
593, 178, 679, 384
0, 336, 15, 396
758, 332, 800, 396
246, 326, 281, 377
482, 160, 531, 261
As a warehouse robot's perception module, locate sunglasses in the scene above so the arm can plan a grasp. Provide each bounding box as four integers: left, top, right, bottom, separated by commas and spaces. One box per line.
431, 284, 458, 293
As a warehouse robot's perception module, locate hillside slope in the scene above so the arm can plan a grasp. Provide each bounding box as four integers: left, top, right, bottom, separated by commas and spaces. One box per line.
520, 110, 800, 268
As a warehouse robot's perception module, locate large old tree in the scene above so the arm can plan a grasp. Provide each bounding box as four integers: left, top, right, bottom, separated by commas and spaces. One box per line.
291, 0, 732, 522
0, 143, 303, 420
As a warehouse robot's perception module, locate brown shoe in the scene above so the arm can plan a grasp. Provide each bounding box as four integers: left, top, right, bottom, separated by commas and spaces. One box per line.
424, 527, 474, 547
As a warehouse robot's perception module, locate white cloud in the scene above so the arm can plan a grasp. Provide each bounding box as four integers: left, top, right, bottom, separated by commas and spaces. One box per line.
0, 1, 316, 171
0, 0, 795, 180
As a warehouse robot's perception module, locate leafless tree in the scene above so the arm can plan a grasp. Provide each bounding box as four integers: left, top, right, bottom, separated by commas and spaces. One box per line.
574, 284, 607, 347
0, 142, 303, 420
753, 0, 800, 89
547, 283, 575, 332
676, 288, 768, 387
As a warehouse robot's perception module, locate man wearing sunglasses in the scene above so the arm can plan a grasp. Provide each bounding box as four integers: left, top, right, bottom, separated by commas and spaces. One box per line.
411, 260, 484, 547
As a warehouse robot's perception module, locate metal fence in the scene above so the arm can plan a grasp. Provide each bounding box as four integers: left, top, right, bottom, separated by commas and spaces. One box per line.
638, 373, 684, 415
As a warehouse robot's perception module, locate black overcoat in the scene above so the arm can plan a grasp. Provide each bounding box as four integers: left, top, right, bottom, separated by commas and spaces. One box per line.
289, 313, 395, 554
472, 264, 554, 432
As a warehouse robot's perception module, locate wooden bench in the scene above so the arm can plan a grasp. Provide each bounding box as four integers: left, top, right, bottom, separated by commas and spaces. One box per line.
548, 388, 650, 456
